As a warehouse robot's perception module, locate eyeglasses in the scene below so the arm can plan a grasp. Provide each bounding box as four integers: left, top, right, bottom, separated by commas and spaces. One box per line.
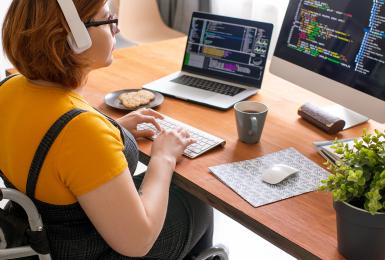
84, 14, 120, 35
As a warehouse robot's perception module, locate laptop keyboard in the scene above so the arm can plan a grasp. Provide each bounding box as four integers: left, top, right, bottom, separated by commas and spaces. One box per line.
137, 115, 225, 158
171, 75, 245, 96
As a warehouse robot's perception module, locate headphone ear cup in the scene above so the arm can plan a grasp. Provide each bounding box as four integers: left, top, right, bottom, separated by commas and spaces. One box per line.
57, 0, 92, 54
67, 32, 92, 54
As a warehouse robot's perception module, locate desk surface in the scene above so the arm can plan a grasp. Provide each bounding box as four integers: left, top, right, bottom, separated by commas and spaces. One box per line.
84, 37, 384, 260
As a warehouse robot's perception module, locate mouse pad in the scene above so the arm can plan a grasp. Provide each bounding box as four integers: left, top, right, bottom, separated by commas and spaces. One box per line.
208, 148, 330, 207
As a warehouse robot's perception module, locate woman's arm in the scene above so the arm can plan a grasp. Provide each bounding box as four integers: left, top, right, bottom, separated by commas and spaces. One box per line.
78, 128, 193, 257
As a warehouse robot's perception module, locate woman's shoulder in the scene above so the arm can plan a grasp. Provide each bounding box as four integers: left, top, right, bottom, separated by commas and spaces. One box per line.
0, 74, 25, 90
53, 109, 128, 198
0, 73, 22, 86
60, 109, 121, 139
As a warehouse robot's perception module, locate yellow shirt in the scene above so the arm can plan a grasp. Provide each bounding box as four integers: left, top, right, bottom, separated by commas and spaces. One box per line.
0, 75, 128, 205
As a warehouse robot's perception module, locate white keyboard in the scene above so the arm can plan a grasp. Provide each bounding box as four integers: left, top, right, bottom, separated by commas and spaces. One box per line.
137, 115, 226, 158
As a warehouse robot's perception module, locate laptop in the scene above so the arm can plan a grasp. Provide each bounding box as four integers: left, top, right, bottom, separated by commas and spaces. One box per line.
144, 12, 273, 110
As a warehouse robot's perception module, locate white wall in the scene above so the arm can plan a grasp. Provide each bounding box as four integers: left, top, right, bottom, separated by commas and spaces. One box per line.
0, 0, 12, 79
0, 0, 290, 78
211, 0, 289, 59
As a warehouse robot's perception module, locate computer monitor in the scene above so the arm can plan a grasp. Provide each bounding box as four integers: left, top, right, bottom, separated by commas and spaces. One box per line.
270, 0, 385, 126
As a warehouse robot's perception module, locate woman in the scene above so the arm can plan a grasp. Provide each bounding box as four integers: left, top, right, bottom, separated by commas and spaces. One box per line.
0, 0, 213, 259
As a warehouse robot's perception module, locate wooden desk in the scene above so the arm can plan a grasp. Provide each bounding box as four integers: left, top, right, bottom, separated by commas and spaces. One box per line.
84, 37, 384, 260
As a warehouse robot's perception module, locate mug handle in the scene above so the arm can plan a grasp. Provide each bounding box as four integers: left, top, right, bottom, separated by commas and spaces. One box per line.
248, 116, 258, 136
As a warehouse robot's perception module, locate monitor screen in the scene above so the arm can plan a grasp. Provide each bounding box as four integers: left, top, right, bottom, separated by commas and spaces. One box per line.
182, 12, 273, 87
274, 0, 385, 102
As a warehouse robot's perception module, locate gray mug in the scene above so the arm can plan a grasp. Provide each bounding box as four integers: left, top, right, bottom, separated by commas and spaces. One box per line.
234, 101, 268, 144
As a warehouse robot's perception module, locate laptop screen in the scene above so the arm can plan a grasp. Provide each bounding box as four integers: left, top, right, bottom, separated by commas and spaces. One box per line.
182, 12, 273, 88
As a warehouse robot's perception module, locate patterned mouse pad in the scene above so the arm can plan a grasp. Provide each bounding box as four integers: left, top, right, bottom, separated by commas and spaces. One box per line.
208, 148, 330, 207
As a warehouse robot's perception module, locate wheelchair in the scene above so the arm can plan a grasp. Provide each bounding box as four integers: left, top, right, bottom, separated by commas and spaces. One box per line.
0, 187, 228, 260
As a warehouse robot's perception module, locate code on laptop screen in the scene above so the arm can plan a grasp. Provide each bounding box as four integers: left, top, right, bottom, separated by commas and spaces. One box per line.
182, 12, 273, 87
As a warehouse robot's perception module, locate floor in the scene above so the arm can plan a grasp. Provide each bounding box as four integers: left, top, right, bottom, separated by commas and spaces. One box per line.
213, 208, 295, 259
0, 163, 295, 260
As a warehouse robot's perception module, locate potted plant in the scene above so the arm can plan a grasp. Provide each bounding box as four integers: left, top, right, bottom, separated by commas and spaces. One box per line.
320, 129, 385, 260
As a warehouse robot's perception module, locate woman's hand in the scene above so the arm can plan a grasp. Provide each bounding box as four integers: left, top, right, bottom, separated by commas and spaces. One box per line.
151, 128, 195, 167
116, 108, 163, 139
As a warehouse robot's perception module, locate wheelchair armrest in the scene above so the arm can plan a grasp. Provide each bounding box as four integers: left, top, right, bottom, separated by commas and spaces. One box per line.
0, 188, 51, 259
0, 188, 43, 233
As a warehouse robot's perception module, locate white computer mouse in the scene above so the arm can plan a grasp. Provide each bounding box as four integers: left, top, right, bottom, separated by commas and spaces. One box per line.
261, 164, 299, 185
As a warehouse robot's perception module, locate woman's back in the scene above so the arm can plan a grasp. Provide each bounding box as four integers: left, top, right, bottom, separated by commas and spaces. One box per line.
0, 75, 128, 205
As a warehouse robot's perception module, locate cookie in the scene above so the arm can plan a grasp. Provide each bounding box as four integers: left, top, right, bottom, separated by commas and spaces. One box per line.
118, 90, 155, 109
138, 95, 152, 105
118, 92, 136, 102
137, 90, 155, 101
119, 92, 142, 109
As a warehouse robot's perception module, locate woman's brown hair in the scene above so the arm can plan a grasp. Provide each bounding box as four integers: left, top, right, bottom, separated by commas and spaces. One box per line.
2, 0, 106, 88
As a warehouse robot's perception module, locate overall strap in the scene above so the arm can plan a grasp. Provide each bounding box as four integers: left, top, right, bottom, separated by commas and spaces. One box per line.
0, 74, 19, 86
26, 109, 86, 198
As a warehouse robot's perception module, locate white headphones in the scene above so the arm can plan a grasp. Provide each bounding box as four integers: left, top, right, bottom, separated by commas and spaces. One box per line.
56, 0, 92, 54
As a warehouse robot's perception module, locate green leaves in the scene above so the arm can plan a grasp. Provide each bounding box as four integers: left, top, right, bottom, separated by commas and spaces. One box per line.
319, 129, 385, 214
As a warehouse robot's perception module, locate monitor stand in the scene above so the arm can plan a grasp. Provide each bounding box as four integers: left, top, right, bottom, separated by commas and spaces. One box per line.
323, 104, 369, 130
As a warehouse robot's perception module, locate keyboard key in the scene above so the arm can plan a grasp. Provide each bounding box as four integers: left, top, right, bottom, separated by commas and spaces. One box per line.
137, 115, 225, 158
171, 75, 245, 97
